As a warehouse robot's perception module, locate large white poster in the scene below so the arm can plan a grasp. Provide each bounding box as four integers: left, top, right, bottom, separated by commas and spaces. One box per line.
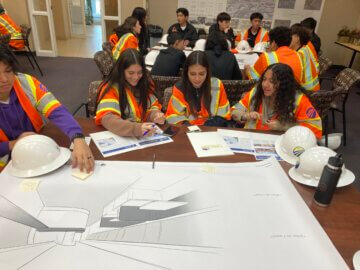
178, 0, 326, 32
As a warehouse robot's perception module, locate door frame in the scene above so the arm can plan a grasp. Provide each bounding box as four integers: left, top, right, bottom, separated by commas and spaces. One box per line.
100, 0, 121, 42
26, 0, 57, 57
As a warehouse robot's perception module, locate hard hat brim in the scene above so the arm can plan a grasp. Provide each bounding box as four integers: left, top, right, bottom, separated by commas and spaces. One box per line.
275, 135, 299, 165
288, 167, 355, 188
8, 147, 71, 178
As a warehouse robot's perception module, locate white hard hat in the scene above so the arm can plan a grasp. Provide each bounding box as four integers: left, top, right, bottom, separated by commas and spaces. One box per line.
275, 126, 317, 165
236, 40, 250, 53
193, 39, 206, 51
253, 42, 267, 52
8, 135, 71, 178
159, 34, 168, 45
288, 146, 355, 187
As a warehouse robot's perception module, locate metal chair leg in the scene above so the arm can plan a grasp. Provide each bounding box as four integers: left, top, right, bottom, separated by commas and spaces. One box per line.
324, 115, 328, 147
26, 45, 43, 76
85, 103, 90, 118
24, 51, 35, 69
343, 106, 346, 146
331, 109, 335, 128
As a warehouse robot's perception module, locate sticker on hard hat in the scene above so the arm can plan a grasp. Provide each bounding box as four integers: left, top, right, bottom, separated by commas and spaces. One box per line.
306, 107, 317, 118
293, 146, 305, 157
39, 83, 48, 92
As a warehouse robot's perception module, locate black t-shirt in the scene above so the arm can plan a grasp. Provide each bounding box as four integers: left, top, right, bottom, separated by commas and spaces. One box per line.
246, 28, 259, 48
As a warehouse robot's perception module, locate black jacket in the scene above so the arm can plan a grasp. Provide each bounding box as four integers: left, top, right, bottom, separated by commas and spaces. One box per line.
311, 33, 321, 54
205, 50, 242, 80
138, 26, 150, 55
151, 47, 186, 77
209, 23, 236, 49
167, 23, 198, 47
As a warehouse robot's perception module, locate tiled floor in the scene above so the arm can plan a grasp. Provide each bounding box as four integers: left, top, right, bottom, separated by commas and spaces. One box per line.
56, 24, 102, 58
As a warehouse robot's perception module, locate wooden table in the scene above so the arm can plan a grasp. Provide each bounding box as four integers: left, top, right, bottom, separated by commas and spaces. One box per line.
335, 42, 360, 68
43, 118, 360, 270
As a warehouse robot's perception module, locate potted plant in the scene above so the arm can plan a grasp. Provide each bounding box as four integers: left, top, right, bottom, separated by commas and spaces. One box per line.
337, 26, 350, 43
349, 29, 358, 43
354, 30, 360, 46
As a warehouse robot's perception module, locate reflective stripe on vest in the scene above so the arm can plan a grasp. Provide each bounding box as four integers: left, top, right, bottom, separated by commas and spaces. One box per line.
264, 52, 279, 66
258, 28, 267, 43
299, 48, 319, 91
0, 128, 9, 169
112, 33, 133, 60
0, 15, 21, 36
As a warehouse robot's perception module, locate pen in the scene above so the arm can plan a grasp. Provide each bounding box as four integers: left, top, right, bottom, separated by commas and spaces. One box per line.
143, 124, 156, 136
152, 153, 156, 169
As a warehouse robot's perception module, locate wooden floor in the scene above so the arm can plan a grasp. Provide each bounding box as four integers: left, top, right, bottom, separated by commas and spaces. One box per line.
56, 24, 102, 58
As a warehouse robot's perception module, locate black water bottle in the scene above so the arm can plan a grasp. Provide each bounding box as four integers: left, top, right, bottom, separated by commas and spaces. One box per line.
314, 154, 343, 207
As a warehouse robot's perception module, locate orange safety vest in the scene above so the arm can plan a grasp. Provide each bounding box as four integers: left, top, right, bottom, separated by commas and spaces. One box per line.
0, 13, 25, 49
112, 33, 139, 61
165, 78, 231, 125
231, 87, 322, 138
95, 84, 162, 125
242, 27, 269, 46
0, 73, 61, 169
298, 45, 320, 91
248, 46, 304, 83
307, 41, 319, 62
109, 33, 118, 47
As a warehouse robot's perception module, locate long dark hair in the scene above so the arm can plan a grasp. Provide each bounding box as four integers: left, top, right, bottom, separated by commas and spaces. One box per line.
181, 51, 211, 115
114, 16, 138, 39
131, 7, 149, 54
96, 48, 152, 120
252, 63, 301, 124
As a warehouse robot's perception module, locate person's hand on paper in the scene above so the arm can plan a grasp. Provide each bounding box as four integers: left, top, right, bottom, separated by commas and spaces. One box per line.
267, 119, 281, 130
153, 112, 165, 124
72, 138, 94, 173
141, 123, 156, 137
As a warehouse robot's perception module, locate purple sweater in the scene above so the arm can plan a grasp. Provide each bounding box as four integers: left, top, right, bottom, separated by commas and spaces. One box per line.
0, 90, 82, 156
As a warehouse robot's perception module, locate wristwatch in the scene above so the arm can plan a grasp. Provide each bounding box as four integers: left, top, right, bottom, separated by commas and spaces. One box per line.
71, 133, 85, 142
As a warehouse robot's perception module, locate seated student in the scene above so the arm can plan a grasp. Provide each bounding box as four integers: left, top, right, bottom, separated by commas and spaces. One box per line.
112, 16, 141, 61
209, 12, 236, 49
167, 8, 198, 48
165, 51, 231, 126
132, 7, 150, 56
231, 63, 322, 139
290, 24, 320, 91
204, 31, 242, 80
240, 12, 269, 48
0, 44, 94, 172
96, 48, 165, 137
151, 32, 186, 77
301, 17, 321, 55
0, 4, 24, 49
245, 26, 303, 84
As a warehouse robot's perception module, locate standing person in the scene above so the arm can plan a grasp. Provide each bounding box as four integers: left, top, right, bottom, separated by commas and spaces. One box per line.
209, 12, 236, 49
96, 49, 165, 137
165, 51, 231, 126
301, 17, 321, 54
0, 4, 24, 49
132, 7, 150, 55
290, 24, 320, 91
241, 12, 269, 48
167, 8, 198, 48
204, 31, 242, 80
231, 63, 322, 138
112, 16, 141, 61
0, 44, 94, 172
245, 26, 304, 84
151, 32, 186, 77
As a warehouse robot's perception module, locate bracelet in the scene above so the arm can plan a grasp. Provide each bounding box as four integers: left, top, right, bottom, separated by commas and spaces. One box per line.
71, 133, 85, 142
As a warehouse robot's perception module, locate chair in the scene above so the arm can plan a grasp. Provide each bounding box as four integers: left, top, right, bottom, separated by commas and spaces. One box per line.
222, 79, 258, 106
93, 50, 114, 78
73, 81, 102, 117
12, 25, 43, 76
151, 75, 180, 106
328, 68, 360, 145
102, 41, 113, 55
318, 55, 333, 76
305, 87, 347, 146
162, 87, 173, 112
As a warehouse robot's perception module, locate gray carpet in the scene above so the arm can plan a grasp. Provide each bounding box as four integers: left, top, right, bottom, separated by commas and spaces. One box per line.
17, 55, 360, 191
